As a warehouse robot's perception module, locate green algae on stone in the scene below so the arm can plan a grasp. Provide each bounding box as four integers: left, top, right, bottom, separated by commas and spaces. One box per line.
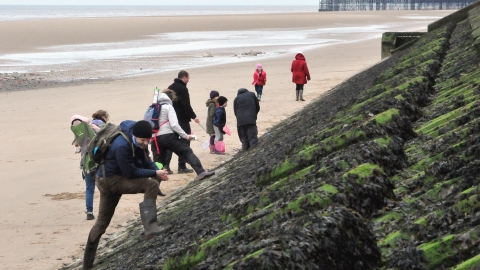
453, 253, 480, 270
343, 163, 384, 185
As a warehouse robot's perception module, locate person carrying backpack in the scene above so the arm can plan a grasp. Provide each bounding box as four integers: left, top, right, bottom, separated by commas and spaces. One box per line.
83, 120, 168, 269
71, 110, 108, 221
151, 89, 215, 181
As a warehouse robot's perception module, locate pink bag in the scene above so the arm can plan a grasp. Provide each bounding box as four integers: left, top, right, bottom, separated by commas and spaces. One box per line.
215, 141, 225, 153
223, 125, 231, 136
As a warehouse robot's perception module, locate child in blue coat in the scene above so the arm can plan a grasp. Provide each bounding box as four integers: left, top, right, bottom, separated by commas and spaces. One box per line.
213, 96, 228, 154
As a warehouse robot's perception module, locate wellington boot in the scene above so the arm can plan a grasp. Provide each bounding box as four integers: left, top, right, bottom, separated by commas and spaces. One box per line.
82, 234, 100, 269
209, 145, 215, 154
296, 90, 299, 101
139, 199, 164, 240
299, 90, 305, 101
258, 94, 262, 101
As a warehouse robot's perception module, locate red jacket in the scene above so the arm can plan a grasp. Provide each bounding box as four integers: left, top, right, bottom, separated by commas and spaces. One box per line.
252, 70, 267, 86
291, 53, 311, 84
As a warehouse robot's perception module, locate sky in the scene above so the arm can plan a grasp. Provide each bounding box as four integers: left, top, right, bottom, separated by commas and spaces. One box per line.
1, 0, 317, 5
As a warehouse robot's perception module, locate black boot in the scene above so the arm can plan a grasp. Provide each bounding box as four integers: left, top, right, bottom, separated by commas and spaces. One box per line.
139, 199, 164, 240
164, 165, 173, 174
83, 233, 100, 269
158, 189, 166, 196
296, 90, 299, 101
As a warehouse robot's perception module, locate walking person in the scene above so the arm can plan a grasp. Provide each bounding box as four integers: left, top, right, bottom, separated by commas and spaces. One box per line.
291, 52, 311, 101
252, 63, 267, 101
71, 110, 109, 221
83, 120, 169, 269
234, 88, 260, 151
206, 90, 220, 154
213, 96, 228, 154
151, 89, 215, 180
163, 70, 199, 174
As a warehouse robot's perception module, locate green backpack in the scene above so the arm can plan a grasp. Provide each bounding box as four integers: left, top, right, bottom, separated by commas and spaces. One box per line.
71, 119, 97, 174
86, 123, 131, 167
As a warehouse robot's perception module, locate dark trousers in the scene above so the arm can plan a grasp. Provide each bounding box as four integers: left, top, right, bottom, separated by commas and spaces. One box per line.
296, 84, 304, 90
87, 175, 159, 242
164, 121, 191, 169
237, 124, 258, 151
151, 133, 205, 174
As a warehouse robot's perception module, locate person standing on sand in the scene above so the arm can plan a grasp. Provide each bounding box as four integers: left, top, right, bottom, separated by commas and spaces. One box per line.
163, 70, 199, 174
234, 88, 260, 151
83, 120, 168, 269
252, 63, 267, 101
291, 52, 311, 101
213, 96, 228, 154
71, 110, 109, 221
206, 90, 220, 154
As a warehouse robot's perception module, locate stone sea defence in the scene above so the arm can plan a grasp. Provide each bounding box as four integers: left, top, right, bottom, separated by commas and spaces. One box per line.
66, 4, 480, 269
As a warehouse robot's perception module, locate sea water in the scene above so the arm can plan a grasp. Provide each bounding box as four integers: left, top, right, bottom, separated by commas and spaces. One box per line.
0, 5, 445, 81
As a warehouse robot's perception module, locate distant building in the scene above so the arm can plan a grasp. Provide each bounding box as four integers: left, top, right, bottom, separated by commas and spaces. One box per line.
318, 0, 477, 11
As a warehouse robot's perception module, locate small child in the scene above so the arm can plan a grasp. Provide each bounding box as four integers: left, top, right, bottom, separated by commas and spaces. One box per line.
206, 90, 220, 154
213, 96, 228, 154
252, 63, 267, 101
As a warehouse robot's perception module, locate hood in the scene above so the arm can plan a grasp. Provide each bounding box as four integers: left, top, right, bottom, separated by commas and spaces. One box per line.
157, 93, 173, 105
237, 88, 249, 95
119, 120, 136, 137
295, 53, 306, 61
173, 78, 186, 86
206, 99, 216, 107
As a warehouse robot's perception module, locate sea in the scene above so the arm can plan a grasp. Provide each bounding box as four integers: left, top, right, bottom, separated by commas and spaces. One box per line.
0, 5, 447, 81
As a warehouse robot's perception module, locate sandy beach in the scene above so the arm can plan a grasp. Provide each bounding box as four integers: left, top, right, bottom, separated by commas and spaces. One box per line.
0, 10, 452, 269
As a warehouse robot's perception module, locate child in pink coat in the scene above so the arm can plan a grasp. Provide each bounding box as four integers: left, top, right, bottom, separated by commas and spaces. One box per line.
252, 63, 267, 101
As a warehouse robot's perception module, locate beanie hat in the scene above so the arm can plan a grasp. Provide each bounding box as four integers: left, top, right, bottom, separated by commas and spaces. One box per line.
132, 120, 152, 138
217, 96, 228, 106
210, 90, 219, 99
256, 63, 262, 69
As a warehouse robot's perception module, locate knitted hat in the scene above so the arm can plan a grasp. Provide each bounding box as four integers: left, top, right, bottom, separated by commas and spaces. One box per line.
132, 120, 152, 138
210, 90, 219, 99
256, 63, 262, 69
217, 96, 228, 106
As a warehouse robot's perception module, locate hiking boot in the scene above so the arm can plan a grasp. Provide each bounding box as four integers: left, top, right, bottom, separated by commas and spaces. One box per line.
178, 168, 194, 174
157, 189, 166, 197
195, 171, 215, 181
164, 165, 173, 174
139, 199, 165, 240
86, 212, 95, 220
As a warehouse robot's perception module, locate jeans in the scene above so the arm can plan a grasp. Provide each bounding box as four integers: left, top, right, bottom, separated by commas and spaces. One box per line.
213, 126, 224, 144
255, 85, 264, 95
295, 84, 304, 90
84, 172, 96, 213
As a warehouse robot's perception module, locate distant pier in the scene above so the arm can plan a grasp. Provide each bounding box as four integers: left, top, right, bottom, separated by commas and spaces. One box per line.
318, 0, 478, 11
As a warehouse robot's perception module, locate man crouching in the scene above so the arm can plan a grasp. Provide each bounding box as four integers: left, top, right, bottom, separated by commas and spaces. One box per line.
83, 120, 168, 269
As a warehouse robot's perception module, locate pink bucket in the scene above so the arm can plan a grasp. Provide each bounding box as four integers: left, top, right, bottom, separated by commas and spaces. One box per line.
215, 141, 226, 153
223, 125, 231, 136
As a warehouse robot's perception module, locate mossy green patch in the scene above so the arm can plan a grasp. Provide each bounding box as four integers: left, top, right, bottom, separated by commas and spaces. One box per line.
343, 163, 383, 185
373, 212, 402, 223
452, 253, 480, 270
318, 184, 339, 195
375, 108, 400, 125
419, 234, 455, 269
379, 231, 410, 247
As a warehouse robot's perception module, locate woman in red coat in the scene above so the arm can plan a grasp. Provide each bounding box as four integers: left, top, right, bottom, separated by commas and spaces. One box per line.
291, 52, 311, 101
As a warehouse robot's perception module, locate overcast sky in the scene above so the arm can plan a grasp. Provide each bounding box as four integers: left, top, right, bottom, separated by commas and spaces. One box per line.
2, 0, 317, 5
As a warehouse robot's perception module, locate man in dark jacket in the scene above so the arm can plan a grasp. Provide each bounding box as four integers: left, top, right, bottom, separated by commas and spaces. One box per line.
83, 120, 168, 269
234, 88, 260, 151
164, 70, 199, 174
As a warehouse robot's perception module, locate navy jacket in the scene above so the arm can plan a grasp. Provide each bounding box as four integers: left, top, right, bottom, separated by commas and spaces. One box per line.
213, 106, 226, 133
97, 120, 158, 179
233, 88, 260, 126
168, 78, 197, 123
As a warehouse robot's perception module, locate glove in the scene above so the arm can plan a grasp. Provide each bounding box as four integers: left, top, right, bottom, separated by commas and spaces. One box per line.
74, 146, 81, 154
